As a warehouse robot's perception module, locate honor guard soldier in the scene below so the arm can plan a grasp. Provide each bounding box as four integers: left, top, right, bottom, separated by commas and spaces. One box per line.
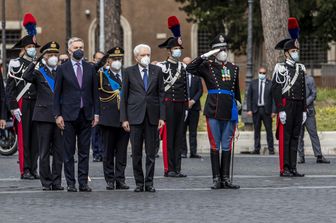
187, 34, 241, 189
157, 16, 188, 178
6, 35, 40, 180
272, 18, 306, 177
98, 47, 130, 190
22, 41, 64, 190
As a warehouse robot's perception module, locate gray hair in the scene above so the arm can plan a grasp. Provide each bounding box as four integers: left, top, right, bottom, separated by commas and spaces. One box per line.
67, 37, 84, 49
133, 44, 151, 56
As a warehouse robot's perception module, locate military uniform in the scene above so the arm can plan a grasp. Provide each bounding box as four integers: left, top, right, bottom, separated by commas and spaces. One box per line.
157, 37, 188, 177
272, 39, 306, 177
22, 41, 64, 190
187, 34, 241, 189
6, 35, 39, 179
98, 47, 130, 190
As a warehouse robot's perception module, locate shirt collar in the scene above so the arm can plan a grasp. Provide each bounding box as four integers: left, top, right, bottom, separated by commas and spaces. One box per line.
138, 64, 148, 72
71, 59, 82, 66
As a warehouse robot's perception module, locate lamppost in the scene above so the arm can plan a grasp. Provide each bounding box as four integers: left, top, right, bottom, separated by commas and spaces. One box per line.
65, 0, 71, 46
242, 0, 254, 129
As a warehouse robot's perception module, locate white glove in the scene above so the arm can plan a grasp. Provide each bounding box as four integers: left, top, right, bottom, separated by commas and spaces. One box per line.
279, 111, 286, 125
235, 100, 242, 111
184, 110, 188, 122
11, 108, 22, 122
201, 48, 220, 59
302, 112, 307, 125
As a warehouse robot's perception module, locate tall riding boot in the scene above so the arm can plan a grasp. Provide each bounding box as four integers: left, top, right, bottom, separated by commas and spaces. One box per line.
210, 149, 221, 189
222, 150, 240, 189
290, 148, 304, 177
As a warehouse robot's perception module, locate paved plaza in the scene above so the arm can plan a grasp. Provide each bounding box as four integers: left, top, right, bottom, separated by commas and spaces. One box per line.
0, 154, 336, 223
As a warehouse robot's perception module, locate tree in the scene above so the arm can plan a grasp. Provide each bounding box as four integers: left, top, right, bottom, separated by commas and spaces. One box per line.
176, 0, 263, 55
97, 0, 122, 51
260, 0, 289, 72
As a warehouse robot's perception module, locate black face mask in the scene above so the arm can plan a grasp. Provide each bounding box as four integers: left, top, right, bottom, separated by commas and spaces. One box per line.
72, 49, 84, 60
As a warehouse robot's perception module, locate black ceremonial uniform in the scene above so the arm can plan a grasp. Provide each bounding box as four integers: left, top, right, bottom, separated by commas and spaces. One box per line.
98, 49, 129, 189
6, 53, 39, 178
22, 41, 64, 190
272, 58, 306, 176
158, 59, 188, 176
186, 33, 241, 189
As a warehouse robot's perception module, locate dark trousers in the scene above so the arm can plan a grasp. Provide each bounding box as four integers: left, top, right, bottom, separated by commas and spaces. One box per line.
283, 100, 304, 171
36, 122, 63, 187
297, 109, 322, 158
130, 115, 157, 187
182, 110, 200, 156
63, 109, 91, 187
91, 126, 103, 158
165, 101, 186, 173
22, 99, 38, 173
101, 125, 129, 184
252, 107, 274, 151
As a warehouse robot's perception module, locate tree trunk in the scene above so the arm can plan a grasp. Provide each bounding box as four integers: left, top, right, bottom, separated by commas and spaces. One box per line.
260, 0, 289, 72
104, 0, 122, 50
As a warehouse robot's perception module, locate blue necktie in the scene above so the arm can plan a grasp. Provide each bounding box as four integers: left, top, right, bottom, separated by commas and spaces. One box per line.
143, 68, 148, 91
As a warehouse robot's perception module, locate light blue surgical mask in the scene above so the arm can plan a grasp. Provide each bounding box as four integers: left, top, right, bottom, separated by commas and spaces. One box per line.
171, 49, 182, 58
258, 73, 266, 80
290, 51, 299, 62
26, 47, 36, 58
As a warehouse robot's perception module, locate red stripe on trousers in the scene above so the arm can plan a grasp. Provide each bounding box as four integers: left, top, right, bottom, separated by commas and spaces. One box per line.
278, 98, 287, 174
16, 98, 24, 175
206, 118, 217, 150
160, 123, 168, 173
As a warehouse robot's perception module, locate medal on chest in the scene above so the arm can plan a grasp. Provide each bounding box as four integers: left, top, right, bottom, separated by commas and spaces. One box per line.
221, 64, 231, 81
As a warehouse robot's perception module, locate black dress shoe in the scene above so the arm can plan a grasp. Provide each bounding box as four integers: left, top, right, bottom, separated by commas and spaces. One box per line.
42, 186, 52, 191
79, 185, 92, 192
291, 169, 304, 177
222, 179, 240, 189
106, 181, 115, 190
316, 155, 330, 164
181, 154, 187, 158
31, 172, 40, 180
67, 185, 77, 192
145, 186, 156, 192
116, 182, 130, 190
211, 177, 222, 190
134, 186, 144, 192
21, 170, 34, 180
280, 170, 293, 177
269, 149, 275, 155
93, 157, 101, 162
155, 154, 160, 158
164, 171, 177, 177
52, 185, 64, 191
190, 154, 202, 158
175, 172, 187, 177
298, 156, 305, 164
250, 150, 260, 155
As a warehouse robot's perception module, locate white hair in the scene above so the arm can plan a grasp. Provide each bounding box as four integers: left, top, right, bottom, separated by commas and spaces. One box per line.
133, 44, 151, 56
67, 37, 84, 49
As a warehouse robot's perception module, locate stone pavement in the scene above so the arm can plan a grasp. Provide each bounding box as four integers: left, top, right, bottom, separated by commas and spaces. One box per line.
0, 154, 336, 223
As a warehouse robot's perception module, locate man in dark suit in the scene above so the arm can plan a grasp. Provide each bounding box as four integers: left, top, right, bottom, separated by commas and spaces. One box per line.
23, 41, 64, 191
120, 44, 165, 193
181, 57, 203, 158
98, 47, 130, 190
53, 37, 99, 192
247, 66, 276, 155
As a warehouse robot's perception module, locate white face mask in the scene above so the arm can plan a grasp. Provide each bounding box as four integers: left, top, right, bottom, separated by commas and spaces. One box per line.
216, 51, 227, 62
111, 60, 122, 71
139, 56, 150, 67
47, 56, 58, 67
171, 49, 182, 58
26, 47, 37, 58
258, 73, 266, 80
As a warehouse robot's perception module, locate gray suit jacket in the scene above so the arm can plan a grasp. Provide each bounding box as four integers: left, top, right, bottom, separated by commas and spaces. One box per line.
305, 75, 317, 116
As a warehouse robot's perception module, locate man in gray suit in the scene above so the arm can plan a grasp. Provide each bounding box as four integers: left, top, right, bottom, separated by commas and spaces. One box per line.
297, 75, 329, 164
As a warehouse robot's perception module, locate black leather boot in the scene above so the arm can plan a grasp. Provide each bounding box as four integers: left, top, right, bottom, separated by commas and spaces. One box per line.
210, 150, 221, 189
221, 150, 240, 189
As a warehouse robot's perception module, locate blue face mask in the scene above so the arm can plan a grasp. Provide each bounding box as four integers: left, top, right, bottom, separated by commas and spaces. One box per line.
171, 49, 182, 58
290, 51, 300, 62
26, 47, 36, 58
258, 73, 266, 80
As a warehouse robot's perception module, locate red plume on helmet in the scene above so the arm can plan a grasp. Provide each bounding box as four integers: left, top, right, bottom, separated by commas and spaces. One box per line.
23, 13, 37, 36
168, 16, 181, 38
288, 17, 300, 40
